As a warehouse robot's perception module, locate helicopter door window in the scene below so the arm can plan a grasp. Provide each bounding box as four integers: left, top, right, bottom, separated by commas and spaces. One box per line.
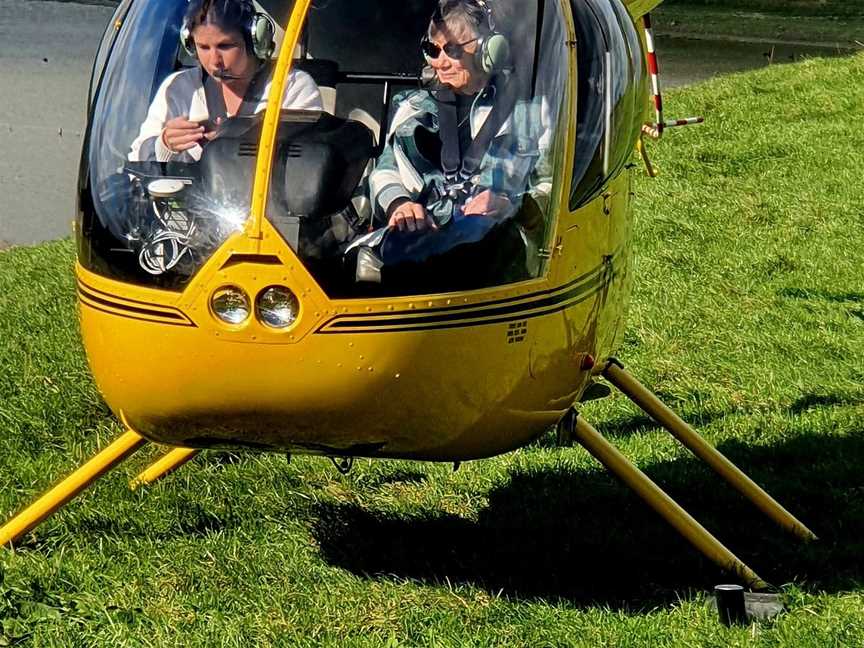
568, 0, 646, 211
88, 0, 134, 113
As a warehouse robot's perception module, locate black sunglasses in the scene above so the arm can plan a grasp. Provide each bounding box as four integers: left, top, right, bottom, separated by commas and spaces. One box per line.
421, 37, 479, 61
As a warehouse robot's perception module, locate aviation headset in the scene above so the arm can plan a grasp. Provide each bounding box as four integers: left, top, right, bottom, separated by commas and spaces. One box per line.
180, 0, 276, 62
424, 0, 511, 75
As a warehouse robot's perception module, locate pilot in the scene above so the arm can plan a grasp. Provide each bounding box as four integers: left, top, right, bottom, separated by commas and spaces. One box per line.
129, 0, 322, 162
368, 0, 551, 234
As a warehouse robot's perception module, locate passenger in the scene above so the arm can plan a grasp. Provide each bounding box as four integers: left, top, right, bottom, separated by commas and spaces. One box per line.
368, 0, 551, 234
129, 0, 322, 162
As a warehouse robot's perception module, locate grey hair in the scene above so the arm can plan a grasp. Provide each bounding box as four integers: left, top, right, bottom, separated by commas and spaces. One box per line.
428, 0, 489, 40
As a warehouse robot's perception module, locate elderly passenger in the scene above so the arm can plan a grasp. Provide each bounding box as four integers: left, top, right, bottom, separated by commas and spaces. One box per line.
368, 0, 550, 235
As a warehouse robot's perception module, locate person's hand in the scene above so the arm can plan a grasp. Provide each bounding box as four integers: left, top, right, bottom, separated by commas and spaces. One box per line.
202, 116, 225, 142
388, 201, 438, 233
161, 115, 206, 153
463, 190, 512, 218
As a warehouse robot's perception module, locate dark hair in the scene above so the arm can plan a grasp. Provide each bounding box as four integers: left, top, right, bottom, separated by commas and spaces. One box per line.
184, 0, 255, 52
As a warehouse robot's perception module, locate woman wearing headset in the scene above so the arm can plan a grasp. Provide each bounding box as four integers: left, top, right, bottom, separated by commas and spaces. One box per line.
130, 0, 322, 163
368, 0, 550, 234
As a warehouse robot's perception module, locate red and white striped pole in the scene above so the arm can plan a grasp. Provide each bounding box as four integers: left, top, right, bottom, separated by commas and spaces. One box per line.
643, 13, 664, 136
642, 14, 704, 140
662, 117, 705, 128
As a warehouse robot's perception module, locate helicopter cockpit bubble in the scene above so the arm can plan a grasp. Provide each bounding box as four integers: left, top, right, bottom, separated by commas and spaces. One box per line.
76, 0, 589, 299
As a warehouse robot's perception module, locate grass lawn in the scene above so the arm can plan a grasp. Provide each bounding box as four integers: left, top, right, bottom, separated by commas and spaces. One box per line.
2, 52, 864, 646
661, 0, 863, 18
655, 2, 864, 46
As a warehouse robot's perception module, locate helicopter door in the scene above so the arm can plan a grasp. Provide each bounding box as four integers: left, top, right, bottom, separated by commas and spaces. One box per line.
568, 0, 647, 210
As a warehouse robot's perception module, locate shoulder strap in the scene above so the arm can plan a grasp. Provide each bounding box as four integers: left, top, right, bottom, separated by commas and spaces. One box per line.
436, 88, 461, 179
436, 79, 520, 183
238, 61, 274, 116
460, 79, 518, 178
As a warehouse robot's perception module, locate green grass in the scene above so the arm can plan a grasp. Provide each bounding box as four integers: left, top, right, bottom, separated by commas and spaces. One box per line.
655, 3, 864, 46
2, 54, 864, 646
661, 0, 864, 19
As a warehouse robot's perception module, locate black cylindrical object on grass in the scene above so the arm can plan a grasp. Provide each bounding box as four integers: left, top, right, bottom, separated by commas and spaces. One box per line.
716, 584, 747, 625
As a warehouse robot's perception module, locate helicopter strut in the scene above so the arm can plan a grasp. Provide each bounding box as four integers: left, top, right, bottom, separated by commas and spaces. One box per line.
556, 357, 818, 590
598, 357, 817, 542
566, 412, 769, 591
0, 426, 147, 548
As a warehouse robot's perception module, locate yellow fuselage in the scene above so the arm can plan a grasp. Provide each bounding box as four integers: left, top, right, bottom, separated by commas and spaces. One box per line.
77, 0, 641, 461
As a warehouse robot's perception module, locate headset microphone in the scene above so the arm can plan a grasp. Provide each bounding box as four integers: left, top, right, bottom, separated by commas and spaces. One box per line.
212, 68, 251, 81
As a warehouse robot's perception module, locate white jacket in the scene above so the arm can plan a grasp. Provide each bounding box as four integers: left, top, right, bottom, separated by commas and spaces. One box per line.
129, 67, 322, 162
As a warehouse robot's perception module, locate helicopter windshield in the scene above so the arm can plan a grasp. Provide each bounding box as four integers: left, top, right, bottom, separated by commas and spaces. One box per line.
77, 0, 570, 297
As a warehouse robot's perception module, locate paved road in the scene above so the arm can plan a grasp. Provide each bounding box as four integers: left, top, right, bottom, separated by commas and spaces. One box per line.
0, 0, 114, 248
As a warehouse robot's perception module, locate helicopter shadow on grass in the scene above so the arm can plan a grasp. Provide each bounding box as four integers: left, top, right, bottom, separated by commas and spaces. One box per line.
778, 286, 864, 325
310, 415, 864, 608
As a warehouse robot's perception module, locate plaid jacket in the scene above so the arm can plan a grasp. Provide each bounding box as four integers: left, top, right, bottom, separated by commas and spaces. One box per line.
369, 86, 553, 226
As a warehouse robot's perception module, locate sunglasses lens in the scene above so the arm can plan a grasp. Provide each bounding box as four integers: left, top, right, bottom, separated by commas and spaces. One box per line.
421, 40, 441, 59
443, 43, 464, 59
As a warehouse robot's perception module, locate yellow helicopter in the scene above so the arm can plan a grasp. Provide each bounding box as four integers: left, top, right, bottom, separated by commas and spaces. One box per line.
1, 0, 816, 590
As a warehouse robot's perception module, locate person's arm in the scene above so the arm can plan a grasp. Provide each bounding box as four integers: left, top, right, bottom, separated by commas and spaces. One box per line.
525, 95, 554, 214
471, 98, 552, 216
369, 141, 411, 216
368, 90, 416, 218
129, 72, 184, 162
368, 91, 438, 231
280, 69, 323, 111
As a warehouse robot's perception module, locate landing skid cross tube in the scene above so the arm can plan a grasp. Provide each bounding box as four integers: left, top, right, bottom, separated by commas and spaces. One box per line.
0, 430, 147, 547
570, 413, 770, 591
600, 358, 818, 542
131, 447, 200, 489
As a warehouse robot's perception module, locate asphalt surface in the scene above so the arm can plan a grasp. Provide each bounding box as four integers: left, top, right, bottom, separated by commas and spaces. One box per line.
0, 0, 114, 248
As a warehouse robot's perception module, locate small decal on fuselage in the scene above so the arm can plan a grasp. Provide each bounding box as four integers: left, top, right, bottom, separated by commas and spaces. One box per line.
507, 320, 528, 344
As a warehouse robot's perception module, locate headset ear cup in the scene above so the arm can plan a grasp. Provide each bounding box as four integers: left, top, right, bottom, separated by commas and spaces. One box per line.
251, 13, 275, 60
479, 33, 510, 74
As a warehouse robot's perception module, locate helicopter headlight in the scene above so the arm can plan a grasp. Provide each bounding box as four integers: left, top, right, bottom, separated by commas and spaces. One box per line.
256, 286, 300, 329
210, 286, 251, 325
